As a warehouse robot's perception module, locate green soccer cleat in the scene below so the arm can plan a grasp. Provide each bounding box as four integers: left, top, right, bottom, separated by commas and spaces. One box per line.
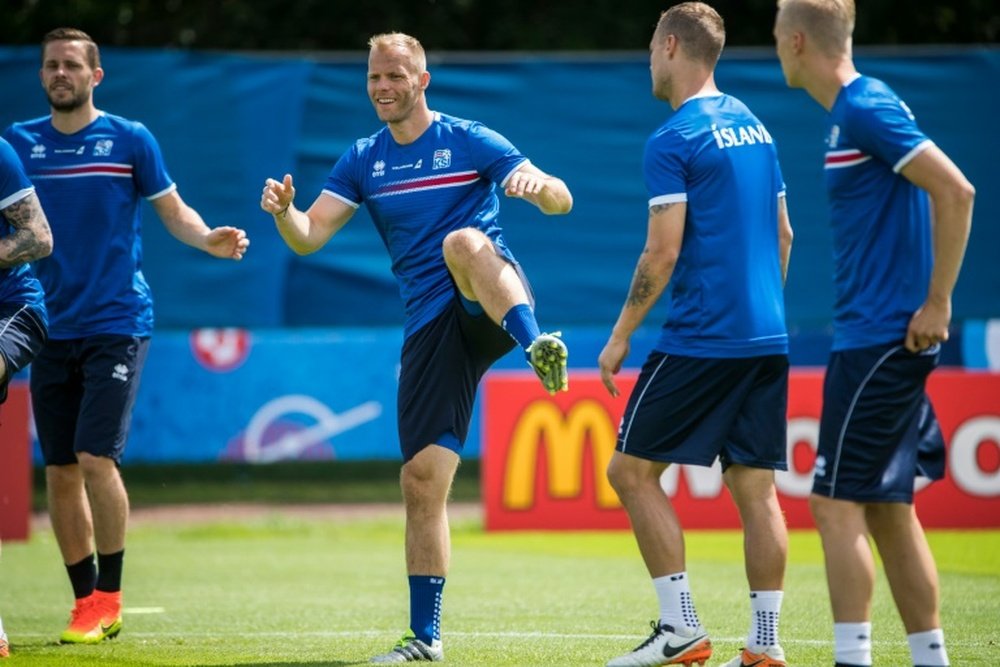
528, 332, 569, 395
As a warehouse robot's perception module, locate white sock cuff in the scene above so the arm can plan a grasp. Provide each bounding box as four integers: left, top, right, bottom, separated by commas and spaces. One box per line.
834, 622, 873, 665
749, 590, 784, 611
908, 628, 948, 666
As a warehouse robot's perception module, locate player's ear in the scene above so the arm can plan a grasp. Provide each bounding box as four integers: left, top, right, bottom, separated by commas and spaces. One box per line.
92, 66, 105, 87
419, 71, 430, 92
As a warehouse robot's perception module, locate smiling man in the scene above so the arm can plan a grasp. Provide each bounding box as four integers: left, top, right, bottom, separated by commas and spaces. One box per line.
260, 31, 572, 663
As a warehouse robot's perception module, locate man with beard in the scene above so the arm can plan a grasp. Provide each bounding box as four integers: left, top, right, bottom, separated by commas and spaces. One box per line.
261, 31, 572, 663
3, 27, 250, 645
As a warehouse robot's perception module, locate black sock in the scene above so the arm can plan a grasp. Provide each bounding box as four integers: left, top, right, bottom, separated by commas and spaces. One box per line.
66, 554, 97, 600
96, 549, 125, 593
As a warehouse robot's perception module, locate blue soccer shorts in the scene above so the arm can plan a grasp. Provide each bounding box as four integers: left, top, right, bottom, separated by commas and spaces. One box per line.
617, 352, 789, 471
813, 342, 944, 503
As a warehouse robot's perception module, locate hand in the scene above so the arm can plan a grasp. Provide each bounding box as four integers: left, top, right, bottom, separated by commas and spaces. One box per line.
905, 297, 951, 352
598, 336, 630, 397
205, 226, 249, 260
262, 174, 295, 216
504, 170, 549, 200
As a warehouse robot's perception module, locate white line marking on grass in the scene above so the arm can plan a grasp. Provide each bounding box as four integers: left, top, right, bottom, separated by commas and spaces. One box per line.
7, 629, 946, 646
124, 606, 165, 614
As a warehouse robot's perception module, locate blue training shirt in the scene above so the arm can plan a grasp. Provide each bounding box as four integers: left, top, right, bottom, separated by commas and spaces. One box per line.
645, 93, 788, 358
323, 112, 527, 338
0, 137, 47, 319
3, 113, 175, 339
823, 75, 934, 351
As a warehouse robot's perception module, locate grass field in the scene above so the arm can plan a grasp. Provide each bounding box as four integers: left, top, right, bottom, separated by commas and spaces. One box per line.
2, 506, 998, 666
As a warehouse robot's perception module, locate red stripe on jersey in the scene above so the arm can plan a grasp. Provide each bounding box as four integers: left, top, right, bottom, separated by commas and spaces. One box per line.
376, 171, 479, 196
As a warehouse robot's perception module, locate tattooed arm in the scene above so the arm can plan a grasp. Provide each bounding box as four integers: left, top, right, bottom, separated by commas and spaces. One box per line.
0, 191, 53, 269
598, 201, 686, 396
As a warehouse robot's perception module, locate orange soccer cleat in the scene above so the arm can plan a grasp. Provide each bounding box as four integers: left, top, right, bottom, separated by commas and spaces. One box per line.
59, 590, 123, 644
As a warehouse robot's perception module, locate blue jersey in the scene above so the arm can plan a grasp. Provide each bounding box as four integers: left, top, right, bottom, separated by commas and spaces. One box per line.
323, 112, 527, 338
0, 137, 47, 318
823, 75, 934, 351
645, 94, 788, 358
3, 113, 175, 339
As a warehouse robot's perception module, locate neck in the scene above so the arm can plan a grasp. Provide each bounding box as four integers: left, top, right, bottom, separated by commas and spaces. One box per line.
669, 72, 720, 110
804, 56, 857, 111
387, 106, 435, 145
50, 104, 100, 135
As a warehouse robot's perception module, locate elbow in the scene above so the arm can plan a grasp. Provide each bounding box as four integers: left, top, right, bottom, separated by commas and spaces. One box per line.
552, 193, 573, 215
35, 229, 54, 260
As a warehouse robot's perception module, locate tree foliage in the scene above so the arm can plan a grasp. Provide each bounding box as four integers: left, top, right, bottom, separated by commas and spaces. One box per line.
3, 0, 997, 52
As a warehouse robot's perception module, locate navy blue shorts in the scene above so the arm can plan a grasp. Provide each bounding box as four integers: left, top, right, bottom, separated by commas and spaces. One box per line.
396, 278, 531, 462
813, 343, 944, 503
617, 352, 789, 470
31, 335, 150, 466
0, 302, 47, 404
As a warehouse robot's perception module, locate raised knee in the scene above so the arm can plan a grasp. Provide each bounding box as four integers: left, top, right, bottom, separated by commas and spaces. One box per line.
441, 228, 486, 264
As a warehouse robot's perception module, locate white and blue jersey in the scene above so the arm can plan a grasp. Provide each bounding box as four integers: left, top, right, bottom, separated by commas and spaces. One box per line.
823, 75, 934, 351
645, 93, 788, 358
0, 137, 47, 319
3, 113, 175, 339
323, 112, 528, 338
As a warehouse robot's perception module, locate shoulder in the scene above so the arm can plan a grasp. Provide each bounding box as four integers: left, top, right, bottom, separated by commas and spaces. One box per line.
840, 76, 907, 123
3, 116, 50, 141
97, 112, 156, 139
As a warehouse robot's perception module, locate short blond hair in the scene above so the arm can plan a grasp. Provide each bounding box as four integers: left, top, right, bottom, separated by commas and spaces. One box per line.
368, 32, 427, 74
777, 0, 855, 57
654, 2, 726, 67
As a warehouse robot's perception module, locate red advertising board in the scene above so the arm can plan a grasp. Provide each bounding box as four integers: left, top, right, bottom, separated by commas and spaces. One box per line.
0, 382, 32, 541
482, 369, 1000, 531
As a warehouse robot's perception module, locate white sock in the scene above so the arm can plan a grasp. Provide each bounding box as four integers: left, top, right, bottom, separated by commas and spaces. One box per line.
747, 590, 783, 650
908, 628, 949, 666
834, 622, 872, 666
653, 571, 701, 630
0, 613, 5, 636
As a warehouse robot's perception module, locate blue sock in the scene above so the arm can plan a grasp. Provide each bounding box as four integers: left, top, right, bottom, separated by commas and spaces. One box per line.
408, 575, 445, 644
501, 304, 541, 354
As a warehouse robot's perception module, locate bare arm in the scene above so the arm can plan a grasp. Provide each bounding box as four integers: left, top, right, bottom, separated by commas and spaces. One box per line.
504, 162, 573, 215
0, 191, 53, 269
778, 194, 793, 285
598, 201, 685, 396
152, 190, 249, 260
900, 145, 975, 352
261, 174, 355, 255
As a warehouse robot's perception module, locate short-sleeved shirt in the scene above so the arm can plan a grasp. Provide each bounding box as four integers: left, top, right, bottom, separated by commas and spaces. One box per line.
0, 137, 46, 317
644, 93, 788, 358
322, 112, 528, 338
3, 113, 176, 339
823, 75, 934, 351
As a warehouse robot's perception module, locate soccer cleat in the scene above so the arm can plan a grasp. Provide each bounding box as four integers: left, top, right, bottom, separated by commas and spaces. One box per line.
607, 621, 713, 667
0, 632, 8, 658
527, 332, 569, 395
370, 630, 443, 663
59, 590, 122, 644
719, 645, 786, 666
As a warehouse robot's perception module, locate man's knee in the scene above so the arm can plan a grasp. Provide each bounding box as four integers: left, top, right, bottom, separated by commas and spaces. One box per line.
442, 228, 488, 265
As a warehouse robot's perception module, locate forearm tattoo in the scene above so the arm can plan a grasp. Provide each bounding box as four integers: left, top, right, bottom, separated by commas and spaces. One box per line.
0, 194, 51, 268
626, 255, 657, 307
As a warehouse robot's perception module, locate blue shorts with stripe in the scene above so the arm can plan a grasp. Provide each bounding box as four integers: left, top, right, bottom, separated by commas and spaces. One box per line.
812, 342, 944, 503
617, 352, 789, 471
0, 302, 47, 404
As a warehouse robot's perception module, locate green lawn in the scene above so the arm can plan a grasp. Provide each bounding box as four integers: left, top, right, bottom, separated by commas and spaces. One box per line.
2, 511, 997, 666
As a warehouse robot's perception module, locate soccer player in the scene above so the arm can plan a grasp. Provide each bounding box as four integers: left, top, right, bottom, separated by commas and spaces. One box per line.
598, 4, 793, 667
3, 27, 249, 645
260, 31, 572, 663
773, 2, 975, 666
0, 136, 54, 660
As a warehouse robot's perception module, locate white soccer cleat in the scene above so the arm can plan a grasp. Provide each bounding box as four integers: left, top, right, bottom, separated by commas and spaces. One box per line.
371, 631, 443, 663
606, 621, 712, 667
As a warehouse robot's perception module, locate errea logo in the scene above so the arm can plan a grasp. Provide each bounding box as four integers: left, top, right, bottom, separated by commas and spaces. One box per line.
31, 144, 46, 159
112, 363, 129, 382
372, 160, 386, 177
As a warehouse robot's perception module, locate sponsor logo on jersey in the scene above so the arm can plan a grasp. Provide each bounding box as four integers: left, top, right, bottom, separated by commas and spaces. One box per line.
372, 160, 386, 177
94, 139, 114, 156
30, 144, 46, 159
